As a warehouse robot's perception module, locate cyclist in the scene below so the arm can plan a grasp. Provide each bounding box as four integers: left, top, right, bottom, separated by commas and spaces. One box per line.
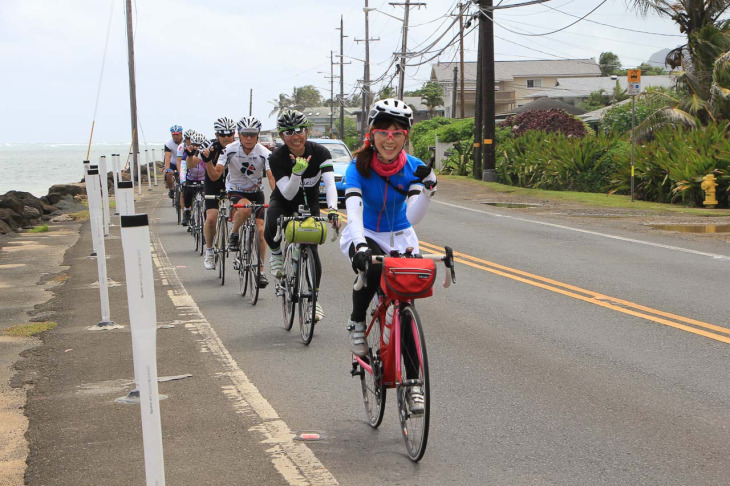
208, 116, 272, 288
164, 124, 183, 198
339, 98, 436, 411
264, 109, 340, 322
179, 131, 207, 226
188, 117, 236, 270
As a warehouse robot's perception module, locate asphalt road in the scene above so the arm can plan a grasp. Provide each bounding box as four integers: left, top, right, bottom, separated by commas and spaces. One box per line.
151, 185, 730, 485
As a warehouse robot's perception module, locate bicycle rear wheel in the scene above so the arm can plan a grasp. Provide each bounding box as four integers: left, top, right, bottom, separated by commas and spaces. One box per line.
247, 224, 261, 305
280, 244, 295, 331
197, 205, 205, 255
359, 301, 386, 428
397, 304, 430, 462
238, 231, 247, 297
175, 186, 182, 225
298, 245, 317, 345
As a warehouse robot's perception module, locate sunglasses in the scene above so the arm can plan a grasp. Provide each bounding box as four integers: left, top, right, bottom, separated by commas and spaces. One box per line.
216, 131, 235, 137
372, 129, 408, 141
280, 126, 307, 137
239, 132, 258, 138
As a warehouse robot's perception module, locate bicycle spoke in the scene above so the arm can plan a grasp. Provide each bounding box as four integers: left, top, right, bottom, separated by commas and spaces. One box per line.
359, 299, 386, 428
248, 223, 261, 305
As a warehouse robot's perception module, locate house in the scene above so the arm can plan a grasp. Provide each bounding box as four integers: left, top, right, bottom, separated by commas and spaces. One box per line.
300, 106, 356, 137
511, 97, 587, 116
430, 59, 602, 117
526, 75, 676, 106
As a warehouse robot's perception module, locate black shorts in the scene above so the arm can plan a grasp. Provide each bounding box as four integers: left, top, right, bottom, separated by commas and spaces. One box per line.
204, 179, 226, 211
229, 191, 265, 219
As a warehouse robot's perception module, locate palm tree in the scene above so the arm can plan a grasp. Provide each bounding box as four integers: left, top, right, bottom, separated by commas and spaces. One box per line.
269, 93, 292, 117
626, 1, 730, 128
419, 81, 445, 118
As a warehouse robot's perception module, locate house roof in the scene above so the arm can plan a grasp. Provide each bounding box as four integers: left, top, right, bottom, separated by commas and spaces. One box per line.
301, 106, 355, 117
350, 96, 444, 115
578, 98, 632, 123
527, 75, 676, 99
511, 97, 587, 115
431, 59, 601, 83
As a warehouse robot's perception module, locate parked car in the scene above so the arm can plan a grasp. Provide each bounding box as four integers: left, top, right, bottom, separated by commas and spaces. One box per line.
259, 133, 275, 151
310, 138, 352, 207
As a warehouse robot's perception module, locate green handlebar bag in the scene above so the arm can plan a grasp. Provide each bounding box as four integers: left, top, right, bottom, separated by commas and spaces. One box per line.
285, 217, 328, 245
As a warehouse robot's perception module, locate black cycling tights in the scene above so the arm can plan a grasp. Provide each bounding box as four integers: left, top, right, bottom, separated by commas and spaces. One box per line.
349, 237, 386, 322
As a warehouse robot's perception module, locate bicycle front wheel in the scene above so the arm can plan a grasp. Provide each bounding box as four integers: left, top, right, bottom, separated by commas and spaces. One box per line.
216, 218, 227, 285
247, 223, 261, 305
298, 245, 317, 345
192, 205, 200, 252
360, 302, 386, 428
238, 229, 247, 297
280, 244, 295, 331
397, 303, 430, 462
197, 206, 206, 255
175, 187, 181, 225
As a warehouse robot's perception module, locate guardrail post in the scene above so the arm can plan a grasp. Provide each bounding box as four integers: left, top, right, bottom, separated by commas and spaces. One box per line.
99, 156, 111, 235
86, 166, 115, 328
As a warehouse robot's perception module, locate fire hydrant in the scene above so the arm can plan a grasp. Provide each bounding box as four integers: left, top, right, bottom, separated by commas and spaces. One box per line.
701, 174, 718, 208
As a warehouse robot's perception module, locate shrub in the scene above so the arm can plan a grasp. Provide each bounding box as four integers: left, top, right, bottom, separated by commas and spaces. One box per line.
500, 109, 588, 137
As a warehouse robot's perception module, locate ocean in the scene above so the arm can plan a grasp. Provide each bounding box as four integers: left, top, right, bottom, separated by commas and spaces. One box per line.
0, 143, 165, 197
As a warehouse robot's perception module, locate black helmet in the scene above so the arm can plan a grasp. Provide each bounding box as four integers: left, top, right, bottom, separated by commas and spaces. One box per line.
277, 110, 309, 131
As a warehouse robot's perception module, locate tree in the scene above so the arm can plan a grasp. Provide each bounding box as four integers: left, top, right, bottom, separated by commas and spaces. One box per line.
269, 86, 323, 117
378, 86, 396, 99
579, 89, 609, 111
418, 81, 445, 118
599, 51, 622, 76
269, 93, 292, 117
611, 80, 629, 103
636, 62, 667, 75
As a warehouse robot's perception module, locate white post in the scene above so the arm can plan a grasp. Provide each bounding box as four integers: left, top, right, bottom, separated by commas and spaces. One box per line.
151, 148, 158, 186
99, 156, 111, 235
145, 151, 152, 191
129, 152, 135, 193
86, 166, 114, 327
120, 213, 166, 486
117, 181, 135, 217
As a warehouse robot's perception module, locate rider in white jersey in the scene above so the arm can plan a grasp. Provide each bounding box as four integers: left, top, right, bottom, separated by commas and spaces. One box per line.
164, 124, 183, 198
209, 116, 272, 287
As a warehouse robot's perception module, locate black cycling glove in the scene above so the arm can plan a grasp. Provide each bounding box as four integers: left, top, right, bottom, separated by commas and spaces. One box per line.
352, 247, 372, 273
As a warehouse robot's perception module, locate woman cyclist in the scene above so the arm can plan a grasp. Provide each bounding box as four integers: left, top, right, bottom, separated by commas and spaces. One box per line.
340, 99, 437, 412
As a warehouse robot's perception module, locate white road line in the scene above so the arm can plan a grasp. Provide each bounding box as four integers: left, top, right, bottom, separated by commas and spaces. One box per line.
434, 200, 730, 261
149, 220, 338, 486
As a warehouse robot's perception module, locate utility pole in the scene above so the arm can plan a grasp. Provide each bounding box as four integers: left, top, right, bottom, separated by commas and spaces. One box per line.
458, 3, 466, 118
390, 1, 425, 99
336, 16, 350, 140
452, 66, 458, 118
329, 51, 336, 137
479, 0, 497, 181
249, 89, 253, 116
124, 0, 139, 180
355, 0, 379, 140
473, 16, 482, 178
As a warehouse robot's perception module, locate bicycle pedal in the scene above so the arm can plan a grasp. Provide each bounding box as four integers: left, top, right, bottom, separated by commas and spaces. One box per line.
232, 261, 239, 270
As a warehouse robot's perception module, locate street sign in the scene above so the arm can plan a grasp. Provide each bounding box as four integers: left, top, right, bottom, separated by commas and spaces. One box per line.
627, 69, 641, 83
628, 82, 641, 96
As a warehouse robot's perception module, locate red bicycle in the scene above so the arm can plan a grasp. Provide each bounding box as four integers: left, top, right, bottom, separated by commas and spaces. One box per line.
350, 246, 456, 461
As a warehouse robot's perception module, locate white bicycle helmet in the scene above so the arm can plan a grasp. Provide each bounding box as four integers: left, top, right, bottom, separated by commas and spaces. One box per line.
190, 132, 208, 146
183, 129, 196, 139
213, 117, 236, 135
368, 98, 414, 128
237, 116, 262, 133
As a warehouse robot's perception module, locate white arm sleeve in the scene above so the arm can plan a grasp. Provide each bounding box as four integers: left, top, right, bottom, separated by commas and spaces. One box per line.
345, 188, 367, 248
406, 171, 437, 224
322, 171, 338, 209
276, 174, 302, 201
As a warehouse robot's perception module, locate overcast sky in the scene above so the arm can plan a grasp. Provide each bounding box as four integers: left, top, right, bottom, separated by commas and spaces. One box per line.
0, 0, 686, 144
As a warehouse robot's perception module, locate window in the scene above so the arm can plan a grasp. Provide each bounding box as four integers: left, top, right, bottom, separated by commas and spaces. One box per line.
526, 79, 542, 88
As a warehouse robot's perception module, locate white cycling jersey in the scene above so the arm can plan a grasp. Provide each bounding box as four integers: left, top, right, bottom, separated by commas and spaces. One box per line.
220, 141, 271, 193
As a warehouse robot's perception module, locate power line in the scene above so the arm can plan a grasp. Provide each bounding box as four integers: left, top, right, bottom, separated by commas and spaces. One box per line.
480, 0, 607, 36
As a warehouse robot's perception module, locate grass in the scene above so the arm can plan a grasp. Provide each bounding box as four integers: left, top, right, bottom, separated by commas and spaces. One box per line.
69, 210, 90, 221
3, 321, 58, 337
440, 175, 730, 216
28, 224, 49, 233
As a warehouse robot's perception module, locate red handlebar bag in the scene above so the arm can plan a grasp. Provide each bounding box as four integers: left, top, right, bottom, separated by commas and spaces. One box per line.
381, 257, 436, 300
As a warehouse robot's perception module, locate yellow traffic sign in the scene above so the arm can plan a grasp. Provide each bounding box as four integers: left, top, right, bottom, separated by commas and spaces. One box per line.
628, 69, 641, 83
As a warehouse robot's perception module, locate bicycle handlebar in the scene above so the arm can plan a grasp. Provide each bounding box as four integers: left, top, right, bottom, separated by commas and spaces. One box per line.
353, 246, 456, 292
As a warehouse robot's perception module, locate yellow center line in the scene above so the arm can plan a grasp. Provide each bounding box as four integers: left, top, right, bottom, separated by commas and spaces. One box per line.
418, 240, 730, 345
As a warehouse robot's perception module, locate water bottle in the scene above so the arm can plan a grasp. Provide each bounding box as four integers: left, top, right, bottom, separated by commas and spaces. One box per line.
383, 305, 394, 345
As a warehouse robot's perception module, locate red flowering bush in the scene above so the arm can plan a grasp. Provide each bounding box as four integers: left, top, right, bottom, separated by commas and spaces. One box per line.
500, 109, 587, 137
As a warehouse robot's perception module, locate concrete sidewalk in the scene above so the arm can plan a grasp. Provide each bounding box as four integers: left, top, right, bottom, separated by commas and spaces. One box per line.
9, 189, 290, 485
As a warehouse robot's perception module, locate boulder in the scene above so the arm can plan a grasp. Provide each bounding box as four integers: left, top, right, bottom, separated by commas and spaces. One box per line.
23, 206, 41, 220
0, 219, 12, 234
41, 202, 57, 215
7, 191, 44, 214
0, 207, 24, 231
41, 193, 62, 205
48, 183, 85, 198
0, 194, 24, 214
